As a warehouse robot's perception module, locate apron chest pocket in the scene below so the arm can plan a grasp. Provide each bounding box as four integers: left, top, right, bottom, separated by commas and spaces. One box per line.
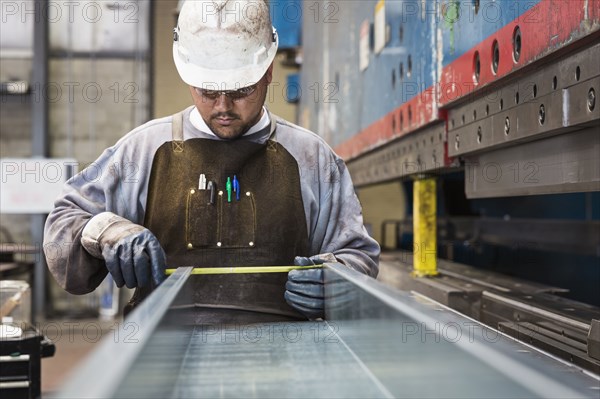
186, 188, 219, 248
219, 191, 256, 248
186, 188, 257, 249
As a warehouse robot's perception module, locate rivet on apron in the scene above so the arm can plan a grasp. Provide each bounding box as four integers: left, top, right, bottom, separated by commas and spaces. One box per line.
249, 241, 254, 247
190, 189, 195, 194
217, 242, 222, 247
219, 191, 224, 196
187, 243, 193, 249
246, 191, 251, 196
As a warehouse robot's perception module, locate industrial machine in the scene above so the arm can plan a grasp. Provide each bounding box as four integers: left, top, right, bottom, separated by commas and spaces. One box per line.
296, 0, 600, 375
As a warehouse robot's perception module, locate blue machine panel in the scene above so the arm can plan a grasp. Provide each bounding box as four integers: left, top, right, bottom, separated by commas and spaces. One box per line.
299, 1, 440, 147
271, 0, 302, 49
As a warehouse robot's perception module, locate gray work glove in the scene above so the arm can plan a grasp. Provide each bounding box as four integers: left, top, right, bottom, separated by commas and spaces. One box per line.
284, 253, 337, 320
81, 212, 166, 288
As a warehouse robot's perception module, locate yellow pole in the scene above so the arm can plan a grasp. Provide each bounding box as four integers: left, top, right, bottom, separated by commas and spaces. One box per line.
413, 176, 438, 277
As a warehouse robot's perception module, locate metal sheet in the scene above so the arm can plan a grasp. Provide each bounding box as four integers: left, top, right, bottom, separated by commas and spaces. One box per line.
325, 264, 600, 398
53, 264, 600, 398
113, 322, 388, 399
51, 267, 193, 399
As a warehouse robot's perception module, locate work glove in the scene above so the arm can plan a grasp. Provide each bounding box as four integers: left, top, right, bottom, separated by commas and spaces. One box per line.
284, 253, 337, 320
81, 212, 166, 288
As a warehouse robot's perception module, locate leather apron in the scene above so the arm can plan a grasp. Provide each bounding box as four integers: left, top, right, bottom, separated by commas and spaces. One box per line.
128, 111, 309, 324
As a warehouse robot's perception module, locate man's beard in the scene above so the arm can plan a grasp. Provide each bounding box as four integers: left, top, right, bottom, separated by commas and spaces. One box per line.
206, 110, 261, 140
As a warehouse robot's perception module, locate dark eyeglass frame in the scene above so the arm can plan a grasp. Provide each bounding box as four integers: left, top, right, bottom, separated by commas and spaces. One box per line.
194, 83, 258, 101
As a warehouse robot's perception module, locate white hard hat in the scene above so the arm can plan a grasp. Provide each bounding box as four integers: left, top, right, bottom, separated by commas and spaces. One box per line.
173, 0, 279, 91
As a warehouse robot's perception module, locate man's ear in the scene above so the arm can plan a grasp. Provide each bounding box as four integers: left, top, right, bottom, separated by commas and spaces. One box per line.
265, 63, 274, 85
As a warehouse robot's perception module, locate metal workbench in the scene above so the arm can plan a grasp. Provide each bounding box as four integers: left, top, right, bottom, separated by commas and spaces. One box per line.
53, 264, 600, 398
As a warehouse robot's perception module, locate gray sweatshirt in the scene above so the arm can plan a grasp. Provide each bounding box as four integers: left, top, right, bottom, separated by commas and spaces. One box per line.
43, 107, 380, 294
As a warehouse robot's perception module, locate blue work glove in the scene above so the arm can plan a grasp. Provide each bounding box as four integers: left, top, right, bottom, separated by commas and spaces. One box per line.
285, 253, 337, 320
81, 212, 166, 288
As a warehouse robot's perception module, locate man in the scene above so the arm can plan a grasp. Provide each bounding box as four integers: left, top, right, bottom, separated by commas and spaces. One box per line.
43, 0, 379, 323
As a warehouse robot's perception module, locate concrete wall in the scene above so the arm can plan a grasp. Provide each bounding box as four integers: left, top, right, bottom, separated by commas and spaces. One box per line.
48, 58, 149, 162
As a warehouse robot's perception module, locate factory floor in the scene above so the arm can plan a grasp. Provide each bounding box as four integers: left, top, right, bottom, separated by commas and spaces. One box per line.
40, 318, 118, 396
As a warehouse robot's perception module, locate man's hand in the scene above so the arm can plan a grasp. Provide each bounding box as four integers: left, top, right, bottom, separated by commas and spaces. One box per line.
81, 212, 166, 288
284, 253, 337, 320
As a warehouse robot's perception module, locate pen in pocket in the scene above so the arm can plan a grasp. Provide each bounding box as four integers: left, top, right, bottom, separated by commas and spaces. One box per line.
198, 173, 207, 190
207, 181, 216, 205
233, 175, 240, 201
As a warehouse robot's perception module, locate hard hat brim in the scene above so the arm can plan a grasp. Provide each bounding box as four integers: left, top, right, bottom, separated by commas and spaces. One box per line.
173, 36, 278, 91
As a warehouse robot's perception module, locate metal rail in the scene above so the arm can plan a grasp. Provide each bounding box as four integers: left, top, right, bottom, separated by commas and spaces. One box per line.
51, 267, 193, 399
53, 264, 599, 398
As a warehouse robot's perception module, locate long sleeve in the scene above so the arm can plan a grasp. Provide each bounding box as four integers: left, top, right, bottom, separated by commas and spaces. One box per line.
43, 118, 173, 294
311, 156, 379, 277
44, 148, 119, 294
274, 118, 380, 277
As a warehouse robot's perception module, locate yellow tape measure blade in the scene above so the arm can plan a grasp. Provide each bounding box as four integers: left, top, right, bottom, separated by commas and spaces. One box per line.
164, 265, 322, 275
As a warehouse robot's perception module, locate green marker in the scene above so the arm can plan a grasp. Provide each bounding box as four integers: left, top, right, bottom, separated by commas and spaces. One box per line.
226, 176, 232, 202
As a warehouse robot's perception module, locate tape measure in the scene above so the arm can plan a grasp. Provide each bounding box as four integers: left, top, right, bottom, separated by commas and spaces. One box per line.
165, 265, 323, 275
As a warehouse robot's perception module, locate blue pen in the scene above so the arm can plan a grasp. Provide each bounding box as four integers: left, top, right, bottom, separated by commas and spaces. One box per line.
233, 175, 240, 201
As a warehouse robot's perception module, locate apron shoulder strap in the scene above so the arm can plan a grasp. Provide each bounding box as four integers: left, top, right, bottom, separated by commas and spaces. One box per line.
171, 110, 185, 153
266, 109, 280, 152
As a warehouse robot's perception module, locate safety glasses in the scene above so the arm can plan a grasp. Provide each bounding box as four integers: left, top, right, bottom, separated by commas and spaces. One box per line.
194, 83, 258, 101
